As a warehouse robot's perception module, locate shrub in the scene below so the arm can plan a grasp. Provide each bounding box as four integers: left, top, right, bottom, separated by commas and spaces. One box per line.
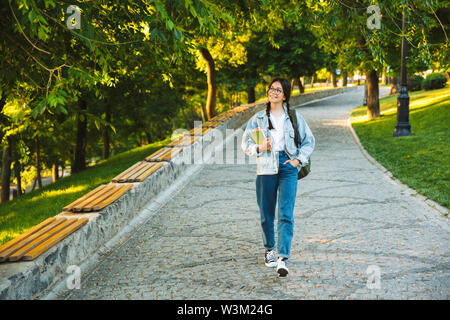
422, 73, 447, 90
407, 75, 424, 91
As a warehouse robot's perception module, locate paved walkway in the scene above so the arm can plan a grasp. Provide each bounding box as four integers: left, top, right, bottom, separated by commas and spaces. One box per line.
59, 87, 449, 300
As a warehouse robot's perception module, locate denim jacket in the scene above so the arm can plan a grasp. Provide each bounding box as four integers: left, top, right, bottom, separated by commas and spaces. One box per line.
241, 103, 315, 174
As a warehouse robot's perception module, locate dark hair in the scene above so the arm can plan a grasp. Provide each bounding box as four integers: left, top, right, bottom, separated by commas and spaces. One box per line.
266, 77, 299, 147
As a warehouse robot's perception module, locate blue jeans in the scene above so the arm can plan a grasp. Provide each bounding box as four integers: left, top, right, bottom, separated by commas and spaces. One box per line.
256, 150, 298, 259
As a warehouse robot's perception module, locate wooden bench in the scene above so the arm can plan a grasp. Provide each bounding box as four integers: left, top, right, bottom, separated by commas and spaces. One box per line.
112, 161, 164, 182
62, 184, 133, 212
208, 113, 230, 122
166, 134, 202, 148
0, 217, 88, 262
145, 147, 182, 162
184, 127, 212, 136
202, 121, 221, 128
203, 107, 252, 127
229, 105, 253, 113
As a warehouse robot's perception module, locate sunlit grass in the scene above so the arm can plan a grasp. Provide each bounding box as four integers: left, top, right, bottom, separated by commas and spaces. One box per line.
350, 85, 450, 211
351, 86, 450, 122
0, 137, 171, 245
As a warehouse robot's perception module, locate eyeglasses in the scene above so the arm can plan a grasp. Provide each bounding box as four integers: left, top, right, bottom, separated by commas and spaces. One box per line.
268, 88, 283, 95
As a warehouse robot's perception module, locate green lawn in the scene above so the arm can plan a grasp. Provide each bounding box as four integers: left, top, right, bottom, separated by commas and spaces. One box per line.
350, 86, 450, 212
0, 137, 171, 245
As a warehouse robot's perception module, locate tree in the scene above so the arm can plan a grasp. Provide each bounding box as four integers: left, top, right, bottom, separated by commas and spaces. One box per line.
305, 0, 449, 119
1, 0, 231, 182
255, 21, 327, 93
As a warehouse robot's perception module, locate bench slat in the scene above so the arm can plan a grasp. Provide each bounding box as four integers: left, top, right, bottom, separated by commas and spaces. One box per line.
126, 163, 152, 182
79, 184, 120, 212
145, 148, 182, 162
72, 185, 115, 212
0, 218, 67, 262
0, 218, 56, 256
185, 127, 211, 136
92, 185, 133, 211
8, 219, 77, 262
116, 162, 147, 182
23, 218, 89, 261
145, 148, 168, 161
161, 147, 182, 161
63, 185, 106, 212
111, 162, 141, 183
135, 162, 164, 182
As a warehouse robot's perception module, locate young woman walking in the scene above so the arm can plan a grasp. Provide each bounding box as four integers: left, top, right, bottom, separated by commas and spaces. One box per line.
241, 77, 315, 277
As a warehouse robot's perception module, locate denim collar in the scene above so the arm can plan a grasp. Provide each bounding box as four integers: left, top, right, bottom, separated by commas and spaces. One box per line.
257, 102, 290, 120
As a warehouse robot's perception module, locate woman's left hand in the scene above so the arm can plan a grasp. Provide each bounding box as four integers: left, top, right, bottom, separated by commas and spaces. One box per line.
283, 159, 300, 168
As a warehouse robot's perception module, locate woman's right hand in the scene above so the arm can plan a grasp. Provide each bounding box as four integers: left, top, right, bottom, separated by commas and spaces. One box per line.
257, 138, 271, 152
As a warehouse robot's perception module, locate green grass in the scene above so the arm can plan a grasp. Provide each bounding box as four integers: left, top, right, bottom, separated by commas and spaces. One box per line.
0, 137, 171, 245
350, 86, 450, 212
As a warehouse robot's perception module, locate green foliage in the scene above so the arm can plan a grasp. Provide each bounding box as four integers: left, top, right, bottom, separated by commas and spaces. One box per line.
422, 73, 448, 90
407, 75, 424, 91
304, 0, 449, 76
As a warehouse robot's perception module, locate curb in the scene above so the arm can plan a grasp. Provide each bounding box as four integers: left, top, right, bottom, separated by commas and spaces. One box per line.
346, 117, 449, 217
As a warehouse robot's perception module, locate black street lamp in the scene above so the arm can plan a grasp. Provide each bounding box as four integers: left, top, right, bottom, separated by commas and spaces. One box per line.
393, 9, 412, 137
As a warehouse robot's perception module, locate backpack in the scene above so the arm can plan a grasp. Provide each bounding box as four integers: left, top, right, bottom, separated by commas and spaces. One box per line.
288, 109, 311, 180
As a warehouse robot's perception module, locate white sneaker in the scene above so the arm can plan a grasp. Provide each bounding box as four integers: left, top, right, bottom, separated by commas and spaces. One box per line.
264, 250, 277, 267
276, 258, 289, 277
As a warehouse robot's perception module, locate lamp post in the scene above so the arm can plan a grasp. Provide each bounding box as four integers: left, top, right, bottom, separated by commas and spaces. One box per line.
393, 9, 412, 137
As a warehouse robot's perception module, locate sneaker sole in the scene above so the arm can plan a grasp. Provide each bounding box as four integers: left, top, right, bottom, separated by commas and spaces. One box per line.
277, 268, 288, 277
265, 261, 277, 268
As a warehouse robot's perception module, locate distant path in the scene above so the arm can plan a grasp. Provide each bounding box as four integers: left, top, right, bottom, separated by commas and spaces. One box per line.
59, 86, 449, 300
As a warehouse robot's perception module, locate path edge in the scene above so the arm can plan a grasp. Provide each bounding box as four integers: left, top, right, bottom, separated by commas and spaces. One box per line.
346, 117, 449, 217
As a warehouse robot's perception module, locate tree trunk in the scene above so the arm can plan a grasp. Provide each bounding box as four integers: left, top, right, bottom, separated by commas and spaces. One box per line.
199, 47, 216, 119
298, 77, 305, 93
390, 77, 400, 95
14, 160, 22, 196
342, 70, 348, 87
101, 104, 111, 160
311, 74, 315, 88
171, 117, 177, 131
72, 97, 88, 173
60, 165, 65, 178
52, 164, 59, 183
200, 104, 206, 122
156, 122, 164, 140
331, 70, 337, 87
363, 82, 368, 105
31, 178, 37, 192
181, 105, 192, 130
35, 136, 42, 189
247, 85, 255, 104
1, 140, 12, 203
366, 69, 380, 119
145, 131, 152, 144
